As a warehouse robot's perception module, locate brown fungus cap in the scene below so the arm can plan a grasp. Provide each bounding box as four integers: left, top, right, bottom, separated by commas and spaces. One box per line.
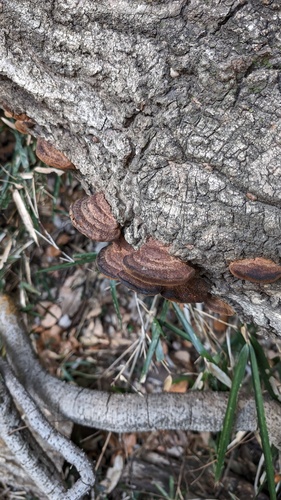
161, 277, 209, 303
70, 193, 121, 242
122, 239, 195, 286
2, 104, 28, 121
36, 138, 75, 170
15, 119, 35, 135
118, 269, 163, 295
97, 237, 162, 294
229, 257, 281, 284
204, 295, 235, 316
97, 238, 133, 280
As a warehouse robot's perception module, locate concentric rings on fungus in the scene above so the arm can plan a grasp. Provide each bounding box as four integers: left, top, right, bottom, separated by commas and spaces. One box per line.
68, 193, 234, 314
122, 239, 195, 286
69, 193, 121, 242
96, 237, 133, 280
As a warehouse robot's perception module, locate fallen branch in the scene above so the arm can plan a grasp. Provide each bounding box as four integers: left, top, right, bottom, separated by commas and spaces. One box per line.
0, 294, 281, 449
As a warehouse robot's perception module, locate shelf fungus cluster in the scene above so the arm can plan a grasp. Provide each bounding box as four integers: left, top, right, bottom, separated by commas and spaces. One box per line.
3, 105, 35, 135
1, 103, 75, 172
70, 192, 234, 316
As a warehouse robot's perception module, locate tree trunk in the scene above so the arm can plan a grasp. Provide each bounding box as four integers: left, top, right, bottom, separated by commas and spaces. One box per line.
1, 0, 281, 336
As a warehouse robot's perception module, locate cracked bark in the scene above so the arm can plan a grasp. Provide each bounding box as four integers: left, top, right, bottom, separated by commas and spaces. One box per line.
1, 0, 281, 336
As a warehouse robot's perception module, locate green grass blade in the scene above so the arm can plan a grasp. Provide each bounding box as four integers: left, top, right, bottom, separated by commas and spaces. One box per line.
72, 252, 97, 262
19, 281, 41, 296
250, 335, 276, 399
159, 319, 192, 341
140, 318, 162, 383
159, 299, 170, 321
36, 261, 79, 272
155, 335, 165, 362
153, 481, 171, 499
215, 343, 249, 482
172, 303, 216, 363
249, 344, 276, 500
110, 280, 122, 329
36, 252, 97, 273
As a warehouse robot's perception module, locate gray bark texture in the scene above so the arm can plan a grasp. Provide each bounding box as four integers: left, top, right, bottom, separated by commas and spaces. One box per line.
1, 0, 281, 336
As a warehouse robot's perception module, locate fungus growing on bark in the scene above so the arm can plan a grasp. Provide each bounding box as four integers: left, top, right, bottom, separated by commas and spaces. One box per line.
1, 104, 28, 121
14, 119, 35, 135
204, 295, 234, 316
97, 237, 163, 294
118, 269, 163, 295
229, 257, 281, 284
97, 237, 197, 296
36, 138, 75, 170
97, 237, 133, 280
70, 193, 121, 242
122, 239, 195, 286
71, 207, 232, 311
1, 104, 35, 134
160, 277, 209, 303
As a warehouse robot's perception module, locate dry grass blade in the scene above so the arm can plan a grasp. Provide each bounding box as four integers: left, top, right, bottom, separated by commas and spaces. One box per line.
0, 237, 12, 270
12, 189, 38, 245
1, 117, 17, 130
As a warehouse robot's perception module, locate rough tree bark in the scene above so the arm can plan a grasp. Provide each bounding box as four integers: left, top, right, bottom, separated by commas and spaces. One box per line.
1, 0, 281, 336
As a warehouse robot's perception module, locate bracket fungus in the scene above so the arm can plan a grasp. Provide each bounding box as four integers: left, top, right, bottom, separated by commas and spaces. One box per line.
36, 138, 75, 171
68, 195, 234, 314
118, 269, 163, 295
97, 237, 133, 280
204, 295, 234, 316
229, 257, 281, 284
160, 277, 209, 304
1, 104, 35, 135
2, 104, 28, 121
118, 239, 196, 295
69, 192, 121, 242
14, 118, 35, 135
122, 239, 195, 286
98, 238, 213, 301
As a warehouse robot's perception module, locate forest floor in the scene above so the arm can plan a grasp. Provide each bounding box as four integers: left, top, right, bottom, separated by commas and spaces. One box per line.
0, 116, 280, 499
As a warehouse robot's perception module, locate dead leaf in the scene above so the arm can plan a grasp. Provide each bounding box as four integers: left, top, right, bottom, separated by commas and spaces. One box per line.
56, 233, 71, 246
168, 380, 188, 393
58, 269, 85, 316
46, 245, 61, 258
100, 454, 124, 493
41, 304, 62, 328
173, 350, 191, 367
163, 375, 173, 392
122, 433, 137, 456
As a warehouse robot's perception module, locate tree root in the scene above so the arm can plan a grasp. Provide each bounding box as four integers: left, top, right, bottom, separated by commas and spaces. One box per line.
0, 376, 69, 500
0, 359, 95, 499
0, 293, 281, 497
